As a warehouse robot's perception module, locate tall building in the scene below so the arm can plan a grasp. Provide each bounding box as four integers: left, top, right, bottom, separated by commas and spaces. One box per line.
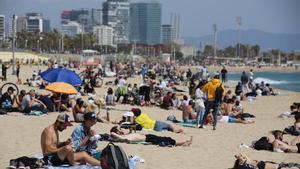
61, 21, 83, 37
26, 13, 43, 33
93, 25, 113, 46
16, 16, 27, 32
61, 9, 102, 33
43, 19, 51, 32
0, 15, 5, 40
102, 0, 130, 44
130, 1, 161, 44
161, 24, 174, 44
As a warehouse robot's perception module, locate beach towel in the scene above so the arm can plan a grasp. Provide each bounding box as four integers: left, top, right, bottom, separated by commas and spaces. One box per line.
166, 115, 197, 128
175, 122, 197, 128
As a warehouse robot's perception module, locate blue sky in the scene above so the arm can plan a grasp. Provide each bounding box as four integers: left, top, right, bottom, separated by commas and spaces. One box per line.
1, 0, 299, 37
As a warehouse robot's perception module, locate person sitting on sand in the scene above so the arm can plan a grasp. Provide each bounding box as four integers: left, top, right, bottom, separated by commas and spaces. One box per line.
110, 126, 192, 147
182, 100, 197, 124
105, 87, 115, 106
132, 108, 184, 133
0, 87, 19, 112
21, 89, 48, 114
232, 153, 300, 169
73, 98, 86, 122
161, 91, 173, 110
223, 99, 241, 116
273, 136, 300, 153
16, 90, 26, 111
41, 113, 100, 166
284, 113, 300, 136
71, 113, 99, 157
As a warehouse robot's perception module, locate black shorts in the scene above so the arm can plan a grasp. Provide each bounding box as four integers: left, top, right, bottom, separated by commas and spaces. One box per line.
145, 134, 176, 146
43, 152, 69, 166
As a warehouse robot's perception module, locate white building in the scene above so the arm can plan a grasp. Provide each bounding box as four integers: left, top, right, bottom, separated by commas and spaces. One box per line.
26, 13, 43, 33
16, 16, 27, 32
93, 25, 113, 46
61, 21, 83, 37
0, 15, 5, 40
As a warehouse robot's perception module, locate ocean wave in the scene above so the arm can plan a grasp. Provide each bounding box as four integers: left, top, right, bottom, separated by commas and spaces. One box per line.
253, 77, 287, 84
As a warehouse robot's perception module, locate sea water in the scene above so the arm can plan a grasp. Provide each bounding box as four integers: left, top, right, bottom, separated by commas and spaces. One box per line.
227, 72, 300, 92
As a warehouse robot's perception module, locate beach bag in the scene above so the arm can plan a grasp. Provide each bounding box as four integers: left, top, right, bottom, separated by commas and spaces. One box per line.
9, 156, 45, 168
2, 99, 12, 109
100, 142, 129, 169
253, 137, 273, 151
215, 83, 224, 102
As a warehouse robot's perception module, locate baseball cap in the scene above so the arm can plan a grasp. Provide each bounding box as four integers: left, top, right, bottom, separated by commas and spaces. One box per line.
84, 112, 97, 121
56, 113, 73, 126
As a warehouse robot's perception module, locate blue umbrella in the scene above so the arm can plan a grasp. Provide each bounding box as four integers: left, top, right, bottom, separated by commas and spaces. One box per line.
40, 68, 82, 86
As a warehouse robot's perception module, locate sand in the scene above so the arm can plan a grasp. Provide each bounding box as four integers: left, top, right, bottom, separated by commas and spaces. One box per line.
0, 65, 299, 168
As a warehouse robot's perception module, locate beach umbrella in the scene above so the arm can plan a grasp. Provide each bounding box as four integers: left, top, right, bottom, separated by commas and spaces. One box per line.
46, 82, 78, 94
40, 68, 82, 86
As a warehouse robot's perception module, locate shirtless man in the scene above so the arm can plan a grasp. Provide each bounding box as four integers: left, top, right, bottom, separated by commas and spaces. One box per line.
110, 126, 192, 147
41, 113, 100, 166
273, 136, 300, 153
182, 100, 197, 123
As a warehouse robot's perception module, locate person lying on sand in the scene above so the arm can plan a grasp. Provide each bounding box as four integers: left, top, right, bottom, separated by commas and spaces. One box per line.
205, 113, 255, 125
232, 153, 300, 169
273, 136, 300, 153
110, 126, 192, 147
132, 108, 184, 133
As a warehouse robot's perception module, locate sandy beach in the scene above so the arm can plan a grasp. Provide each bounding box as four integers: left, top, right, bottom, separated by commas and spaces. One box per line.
0, 65, 299, 169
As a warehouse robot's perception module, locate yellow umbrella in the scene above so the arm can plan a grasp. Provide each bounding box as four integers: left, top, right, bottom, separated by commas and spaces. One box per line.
46, 82, 78, 94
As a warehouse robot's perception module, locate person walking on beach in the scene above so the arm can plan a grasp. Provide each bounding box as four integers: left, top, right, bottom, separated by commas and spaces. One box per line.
220, 66, 228, 83
41, 113, 101, 166
249, 69, 254, 82
199, 75, 224, 130
16, 62, 21, 84
240, 71, 249, 93
2, 63, 10, 81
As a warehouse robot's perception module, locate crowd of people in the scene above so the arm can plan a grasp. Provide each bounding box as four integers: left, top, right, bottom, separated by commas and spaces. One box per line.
1, 60, 298, 168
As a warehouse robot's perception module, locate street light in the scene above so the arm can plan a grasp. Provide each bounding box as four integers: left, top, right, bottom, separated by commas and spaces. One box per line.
213, 24, 217, 58
12, 14, 16, 75
236, 16, 242, 59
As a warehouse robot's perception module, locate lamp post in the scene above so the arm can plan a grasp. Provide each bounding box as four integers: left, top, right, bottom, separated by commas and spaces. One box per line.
213, 24, 217, 58
12, 14, 16, 75
236, 16, 242, 59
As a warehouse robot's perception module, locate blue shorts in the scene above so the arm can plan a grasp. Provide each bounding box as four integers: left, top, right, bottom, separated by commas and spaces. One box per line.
228, 116, 237, 123
154, 121, 171, 131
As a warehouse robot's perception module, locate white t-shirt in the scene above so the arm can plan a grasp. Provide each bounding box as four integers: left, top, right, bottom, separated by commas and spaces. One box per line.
195, 88, 204, 99
118, 79, 126, 87
219, 116, 229, 123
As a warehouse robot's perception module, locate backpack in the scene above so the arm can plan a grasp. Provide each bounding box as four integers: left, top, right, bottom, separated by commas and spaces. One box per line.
253, 137, 273, 151
100, 142, 129, 169
215, 83, 224, 102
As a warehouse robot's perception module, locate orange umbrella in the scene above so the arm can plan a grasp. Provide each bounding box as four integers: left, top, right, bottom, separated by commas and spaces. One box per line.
46, 82, 78, 94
